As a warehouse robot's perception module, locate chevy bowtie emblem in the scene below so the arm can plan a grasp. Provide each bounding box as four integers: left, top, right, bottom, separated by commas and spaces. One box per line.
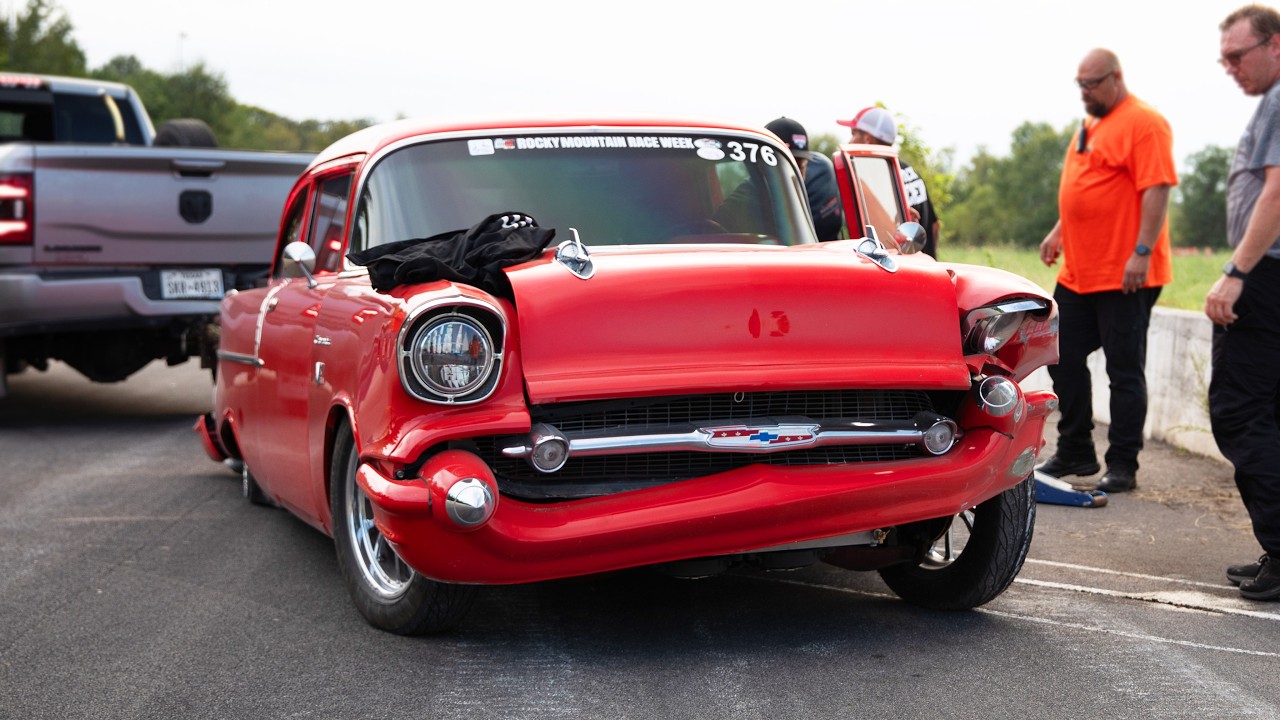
703, 424, 818, 449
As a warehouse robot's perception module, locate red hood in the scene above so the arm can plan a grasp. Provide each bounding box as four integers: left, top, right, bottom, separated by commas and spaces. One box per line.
508, 243, 970, 404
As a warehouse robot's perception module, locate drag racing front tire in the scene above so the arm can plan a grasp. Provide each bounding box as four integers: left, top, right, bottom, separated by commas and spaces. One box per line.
878, 474, 1036, 610
242, 464, 271, 506
330, 422, 476, 635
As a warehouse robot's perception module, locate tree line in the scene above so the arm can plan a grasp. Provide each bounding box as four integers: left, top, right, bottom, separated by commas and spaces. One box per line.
2, 0, 1229, 249
0, 0, 369, 152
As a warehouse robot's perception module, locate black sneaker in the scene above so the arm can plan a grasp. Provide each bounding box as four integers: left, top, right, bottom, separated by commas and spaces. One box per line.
1227, 554, 1268, 586
1095, 468, 1137, 493
1035, 455, 1102, 479
1239, 555, 1280, 601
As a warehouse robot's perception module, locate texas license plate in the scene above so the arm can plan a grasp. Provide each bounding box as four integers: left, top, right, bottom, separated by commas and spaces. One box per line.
161, 269, 224, 299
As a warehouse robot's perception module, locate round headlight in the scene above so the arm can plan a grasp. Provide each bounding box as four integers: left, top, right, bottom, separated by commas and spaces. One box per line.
409, 317, 495, 397
975, 312, 1023, 354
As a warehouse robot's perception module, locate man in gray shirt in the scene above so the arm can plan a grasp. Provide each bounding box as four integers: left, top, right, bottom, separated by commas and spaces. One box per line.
1205, 3, 1280, 602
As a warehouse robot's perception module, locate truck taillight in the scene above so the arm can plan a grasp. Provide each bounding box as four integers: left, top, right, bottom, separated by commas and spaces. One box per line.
0, 173, 33, 245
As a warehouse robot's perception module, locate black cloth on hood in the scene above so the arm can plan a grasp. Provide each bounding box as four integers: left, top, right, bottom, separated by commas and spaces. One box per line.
347, 212, 556, 297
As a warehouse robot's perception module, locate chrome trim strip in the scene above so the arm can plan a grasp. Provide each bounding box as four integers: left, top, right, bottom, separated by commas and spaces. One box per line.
217, 350, 263, 368
962, 297, 1050, 331
501, 416, 948, 460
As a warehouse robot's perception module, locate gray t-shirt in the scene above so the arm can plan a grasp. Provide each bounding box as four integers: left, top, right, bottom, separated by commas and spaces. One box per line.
1227, 79, 1280, 255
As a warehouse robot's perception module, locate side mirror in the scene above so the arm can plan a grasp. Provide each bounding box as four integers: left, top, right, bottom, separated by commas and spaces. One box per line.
281, 241, 317, 287
895, 221, 926, 255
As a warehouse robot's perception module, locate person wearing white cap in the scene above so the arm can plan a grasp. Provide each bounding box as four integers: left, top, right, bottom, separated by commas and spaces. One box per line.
837, 106, 942, 258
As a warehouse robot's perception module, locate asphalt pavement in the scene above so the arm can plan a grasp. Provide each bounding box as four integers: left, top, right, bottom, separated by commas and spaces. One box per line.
1, 361, 1276, 720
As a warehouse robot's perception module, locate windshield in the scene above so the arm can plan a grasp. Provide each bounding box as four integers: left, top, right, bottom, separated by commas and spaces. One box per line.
353, 130, 814, 252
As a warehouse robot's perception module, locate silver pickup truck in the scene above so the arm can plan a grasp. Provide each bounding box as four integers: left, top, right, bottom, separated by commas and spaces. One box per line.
0, 73, 313, 395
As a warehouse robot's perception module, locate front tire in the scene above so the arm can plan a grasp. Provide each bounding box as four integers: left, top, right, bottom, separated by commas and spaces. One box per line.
330, 423, 476, 635
878, 474, 1036, 610
242, 464, 271, 506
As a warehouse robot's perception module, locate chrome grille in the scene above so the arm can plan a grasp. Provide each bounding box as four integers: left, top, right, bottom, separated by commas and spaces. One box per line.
469, 389, 941, 500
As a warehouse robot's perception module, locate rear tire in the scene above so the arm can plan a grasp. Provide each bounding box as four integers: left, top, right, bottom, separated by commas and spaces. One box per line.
878, 474, 1036, 610
330, 422, 476, 635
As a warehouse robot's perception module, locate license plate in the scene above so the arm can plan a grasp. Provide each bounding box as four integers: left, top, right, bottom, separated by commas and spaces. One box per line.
161, 269, 224, 299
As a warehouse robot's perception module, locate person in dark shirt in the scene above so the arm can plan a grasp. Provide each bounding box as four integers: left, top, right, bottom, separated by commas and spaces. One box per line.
764, 116, 843, 242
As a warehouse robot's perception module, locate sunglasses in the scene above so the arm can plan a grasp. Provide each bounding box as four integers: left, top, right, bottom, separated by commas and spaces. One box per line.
1218, 35, 1273, 67
1077, 119, 1088, 153
1075, 72, 1113, 90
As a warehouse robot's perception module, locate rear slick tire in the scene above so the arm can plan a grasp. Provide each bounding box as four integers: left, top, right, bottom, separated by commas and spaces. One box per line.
878, 474, 1036, 610
329, 423, 476, 635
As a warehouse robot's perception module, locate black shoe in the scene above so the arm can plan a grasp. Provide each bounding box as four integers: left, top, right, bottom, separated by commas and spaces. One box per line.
1227, 554, 1268, 586
1095, 469, 1137, 493
1239, 555, 1280, 601
1036, 455, 1101, 479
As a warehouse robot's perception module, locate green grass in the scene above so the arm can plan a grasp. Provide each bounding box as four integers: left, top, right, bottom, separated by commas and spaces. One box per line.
941, 245, 1230, 312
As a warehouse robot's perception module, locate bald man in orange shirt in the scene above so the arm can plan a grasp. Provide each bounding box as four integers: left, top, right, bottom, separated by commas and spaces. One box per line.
1036, 48, 1177, 494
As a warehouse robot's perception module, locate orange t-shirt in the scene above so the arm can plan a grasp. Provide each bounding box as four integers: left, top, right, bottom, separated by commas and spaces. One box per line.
1057, 95, 1177, 293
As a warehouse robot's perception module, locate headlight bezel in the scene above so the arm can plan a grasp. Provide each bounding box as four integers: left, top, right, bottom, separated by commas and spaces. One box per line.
962, 298, 1049, 356
397, 299, 505, 404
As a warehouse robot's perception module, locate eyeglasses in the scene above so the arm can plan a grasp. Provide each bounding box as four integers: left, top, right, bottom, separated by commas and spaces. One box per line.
1075, 72, 1113, 90
1218, 35, 1273, 67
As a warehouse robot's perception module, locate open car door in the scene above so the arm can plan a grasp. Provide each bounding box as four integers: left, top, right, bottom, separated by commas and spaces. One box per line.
832, 144, 912, 247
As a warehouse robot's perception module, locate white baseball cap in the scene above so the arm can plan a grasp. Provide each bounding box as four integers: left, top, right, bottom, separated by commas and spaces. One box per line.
837, 106, 897, 145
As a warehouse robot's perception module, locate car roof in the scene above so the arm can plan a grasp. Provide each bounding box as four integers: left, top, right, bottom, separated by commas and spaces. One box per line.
308, 115, 773, 171
0, 72, 135, 99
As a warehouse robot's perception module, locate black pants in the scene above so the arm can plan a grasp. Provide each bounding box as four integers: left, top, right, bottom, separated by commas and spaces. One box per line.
1047, 284, 1161, 473
1210, 256, 1280, 557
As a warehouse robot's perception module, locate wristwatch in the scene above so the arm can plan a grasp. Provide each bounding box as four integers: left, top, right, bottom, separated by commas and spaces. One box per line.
1133, 244, 1151, 257
1224, 261, 1249, 280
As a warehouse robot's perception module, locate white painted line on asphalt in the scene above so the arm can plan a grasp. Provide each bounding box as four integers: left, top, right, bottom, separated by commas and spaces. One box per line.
1024, 558, 1230, 590
759, 577, 1280, 658
979, 606, 1280, 658
1016, 578, 1280, 620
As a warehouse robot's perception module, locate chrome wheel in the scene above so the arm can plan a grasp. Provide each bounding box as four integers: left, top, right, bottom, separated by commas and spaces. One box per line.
343, 460, 414, 600
920, 509, 976, 569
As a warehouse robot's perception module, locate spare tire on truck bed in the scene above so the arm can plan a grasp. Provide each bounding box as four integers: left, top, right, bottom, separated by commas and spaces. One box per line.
153, 118, 218, 147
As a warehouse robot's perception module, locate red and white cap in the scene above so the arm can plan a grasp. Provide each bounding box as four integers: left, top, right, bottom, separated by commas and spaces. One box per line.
837, 106, 897, 145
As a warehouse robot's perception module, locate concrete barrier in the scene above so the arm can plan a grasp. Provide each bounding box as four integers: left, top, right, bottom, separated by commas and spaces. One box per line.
1022, 306, 1226, 463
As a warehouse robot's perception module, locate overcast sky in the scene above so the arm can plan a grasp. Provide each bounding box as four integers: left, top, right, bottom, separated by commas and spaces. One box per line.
32, 0, 1266, 169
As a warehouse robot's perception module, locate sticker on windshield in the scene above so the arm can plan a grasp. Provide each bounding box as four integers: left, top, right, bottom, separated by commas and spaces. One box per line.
694, 138, 725, 161
471, 134, 780, 166
478, 135, 709, 152
726, 141, 778, 166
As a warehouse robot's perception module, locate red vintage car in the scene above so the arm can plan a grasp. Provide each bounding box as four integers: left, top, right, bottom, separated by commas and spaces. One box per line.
196, 117, 1058, 635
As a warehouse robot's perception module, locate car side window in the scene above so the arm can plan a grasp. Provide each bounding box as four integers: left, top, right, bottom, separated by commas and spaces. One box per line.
309, 172, 352, 273
273, 192, 308, 280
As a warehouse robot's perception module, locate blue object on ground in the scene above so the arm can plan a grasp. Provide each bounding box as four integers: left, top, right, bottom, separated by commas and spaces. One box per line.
1034, 470, 1108, 507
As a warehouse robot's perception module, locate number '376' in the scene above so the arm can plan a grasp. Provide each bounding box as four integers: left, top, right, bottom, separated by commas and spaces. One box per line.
727, 142, 778, 166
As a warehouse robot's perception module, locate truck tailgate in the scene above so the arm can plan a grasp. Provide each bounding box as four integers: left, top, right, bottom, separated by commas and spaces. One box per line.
29, 145, 312, 266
